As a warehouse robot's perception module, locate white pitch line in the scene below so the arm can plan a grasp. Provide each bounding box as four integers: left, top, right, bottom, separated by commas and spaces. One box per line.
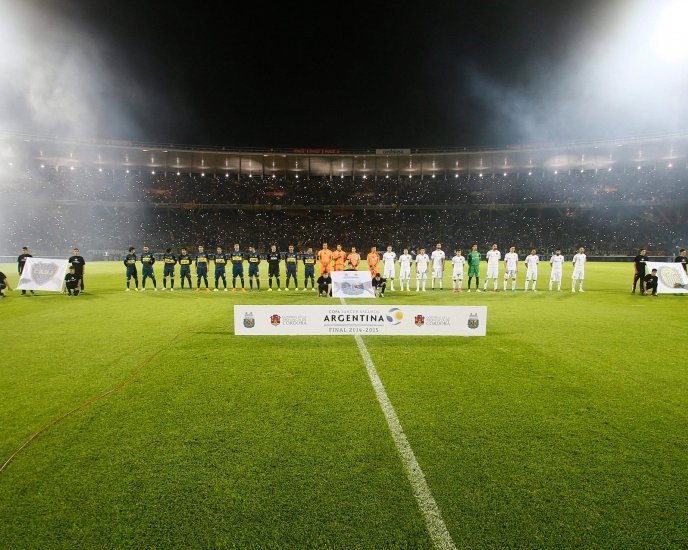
342, 301, 457, 549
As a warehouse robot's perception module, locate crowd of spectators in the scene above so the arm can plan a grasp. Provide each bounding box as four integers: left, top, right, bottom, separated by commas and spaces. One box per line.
1, 166, 686, 257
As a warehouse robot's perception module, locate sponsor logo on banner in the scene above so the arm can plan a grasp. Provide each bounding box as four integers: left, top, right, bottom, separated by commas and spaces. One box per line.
415, 314, 425, 327
243, 312, 255, 328
270, 314, 281, 326
468, 313, 480, 329
386, 308, 403, 325
659, 266, 682, 288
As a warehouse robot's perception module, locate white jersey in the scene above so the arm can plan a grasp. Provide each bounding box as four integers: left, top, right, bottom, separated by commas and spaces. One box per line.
415, 253, 430, 273
486, 250, 501, 266
525, 254, 539, 279
550, 254, 565, 272
573, 253, 586, 269
486, 249, 501, 277
382, 251, 396, 275
451, 255, 465, 278
504, 252, 518, 271
399, 254, 412, 268
431, 249, 446, 267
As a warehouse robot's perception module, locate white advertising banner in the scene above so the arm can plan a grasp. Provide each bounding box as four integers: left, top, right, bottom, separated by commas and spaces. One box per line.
331, 271, 376, 298
16, 257, 69, 292
645, 262, 688, 294
235, 305, 487, 336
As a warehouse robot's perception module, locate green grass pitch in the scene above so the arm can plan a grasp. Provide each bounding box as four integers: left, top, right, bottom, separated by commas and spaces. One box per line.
0, 261, 686, 548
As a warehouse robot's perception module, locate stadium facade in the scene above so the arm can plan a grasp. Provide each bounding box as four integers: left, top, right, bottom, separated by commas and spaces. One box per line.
1, 131, 687, 176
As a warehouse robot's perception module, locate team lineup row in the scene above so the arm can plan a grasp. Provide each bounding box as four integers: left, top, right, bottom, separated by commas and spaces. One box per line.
115, 243, 589, 293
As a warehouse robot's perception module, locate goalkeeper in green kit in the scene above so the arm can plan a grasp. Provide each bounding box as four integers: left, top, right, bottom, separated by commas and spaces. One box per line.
466, 244, 481, 292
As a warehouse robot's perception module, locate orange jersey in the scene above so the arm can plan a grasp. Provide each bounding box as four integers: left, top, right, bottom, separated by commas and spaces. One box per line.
332, 250, 347, 268
318, 249, 333, 265
367, 252, 380, 267
348, 253, 361, 269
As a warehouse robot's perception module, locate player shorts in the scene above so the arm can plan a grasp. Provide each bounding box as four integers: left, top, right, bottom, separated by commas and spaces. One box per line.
163, 265, 175, 277
305, 266, 315, 278
180, 267, 191, 278
487, 266, 499, 279
320, 263, 331, 275
432, 267, 443, 278
572, 268, 585, 280
550, 270, 562, 282
504, 269, 517, 279
333, 264, 345, 272
368, 266, 378, 276
126, 266, 137, 279
399, 266, 411, 279
452, 270, 464, 281
142, 266, 154, 277
248, 265, 259, 277
417, 270, 428, 281
196, 267, 208, 277
286, 266, 297, 277
468, 265, 479, 277
526, 269, 538, 281
383, 267, 395, 278
232, 265, 244, 277
268, 265, 280, 278
215, 269, 226, 279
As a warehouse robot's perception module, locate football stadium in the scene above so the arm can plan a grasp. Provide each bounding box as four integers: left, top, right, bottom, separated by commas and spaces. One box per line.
1, 1, 688, 548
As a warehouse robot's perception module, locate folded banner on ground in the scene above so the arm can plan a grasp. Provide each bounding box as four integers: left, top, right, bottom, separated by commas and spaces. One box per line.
331, 271, 375, 298
16, 258, 69, 292
645, 262, 688, 294
235, 305, 487, 336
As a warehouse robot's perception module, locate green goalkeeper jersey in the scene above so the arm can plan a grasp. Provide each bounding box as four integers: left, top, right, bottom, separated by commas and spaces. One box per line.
467, 251, 481, 267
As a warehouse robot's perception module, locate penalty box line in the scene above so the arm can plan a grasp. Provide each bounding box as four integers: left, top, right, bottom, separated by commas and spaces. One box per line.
341, 299, 457, 549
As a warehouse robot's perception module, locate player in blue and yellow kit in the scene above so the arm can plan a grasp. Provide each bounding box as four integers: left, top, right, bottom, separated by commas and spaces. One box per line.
284, 244, 299, 291
213, 246, 228, 291
178, 247, 193, 289
195, 245, 210, 292
230, 243, 246, 292
303, 247, 316, 291
247, 246, 261, 291
140, 245, 157, 291
266, 244, 281, 291
162, 248, 177, 291
124, 246, 139, 291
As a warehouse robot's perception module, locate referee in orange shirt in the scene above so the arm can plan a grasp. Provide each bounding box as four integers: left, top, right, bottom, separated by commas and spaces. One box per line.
317, 242, 333, 275
367, 246, 380, 277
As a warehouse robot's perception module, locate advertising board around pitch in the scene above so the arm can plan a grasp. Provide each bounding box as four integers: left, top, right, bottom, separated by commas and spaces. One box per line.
234, 305, 487, 336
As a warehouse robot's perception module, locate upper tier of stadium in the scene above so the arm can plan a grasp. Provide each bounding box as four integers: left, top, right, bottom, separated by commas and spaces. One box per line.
2, 131, 688, 177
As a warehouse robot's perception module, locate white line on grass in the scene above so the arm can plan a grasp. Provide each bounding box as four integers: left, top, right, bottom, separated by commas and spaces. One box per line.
342, 299, 457, 549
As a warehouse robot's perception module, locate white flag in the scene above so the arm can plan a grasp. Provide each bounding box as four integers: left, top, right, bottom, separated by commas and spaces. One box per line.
17, 257, 70, 292
645, 261, 688, 294
331, 270, 376, 298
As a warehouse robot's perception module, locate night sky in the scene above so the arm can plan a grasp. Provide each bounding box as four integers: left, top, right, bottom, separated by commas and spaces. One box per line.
3, 0, 682, 148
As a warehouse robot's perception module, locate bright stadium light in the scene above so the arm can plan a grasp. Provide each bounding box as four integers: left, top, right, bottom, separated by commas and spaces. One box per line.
125, 169, 130, 174
652, 1, 688, 63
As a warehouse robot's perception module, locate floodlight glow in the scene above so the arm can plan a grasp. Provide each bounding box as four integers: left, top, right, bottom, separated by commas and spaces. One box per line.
201, 172, 205, 177
176, 171, 180, 176
668, 163, 673, 167
151, 170, 155, 175
40, 164, 44, 168
652, 1, 688, 63
503, 172, 507, 176
454, 174, 458, 178
70, 166, 74, 171
126, 169, 130, 174
528, 171, 532, 176
98, 168, 102, 172
554, 170, 558, 175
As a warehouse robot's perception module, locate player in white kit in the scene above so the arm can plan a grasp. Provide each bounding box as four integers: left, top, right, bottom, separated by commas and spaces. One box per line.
571, 246, 586, 292
415, 247, 430, 292
483, 243, 501, 291
549, 248, 565, 291
430, 243, 446, 290
524, 249, 539, 291
451, 249, 465, 292
398, 248, 412, 291
382, 245, 397, 291
503, 246, 518, 291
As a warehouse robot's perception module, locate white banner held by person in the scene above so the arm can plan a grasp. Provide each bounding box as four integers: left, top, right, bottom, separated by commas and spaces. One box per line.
16, 257, 69, 292
331, 270, 376, 298
235, 305, 487, 336
645, 262, 688, 294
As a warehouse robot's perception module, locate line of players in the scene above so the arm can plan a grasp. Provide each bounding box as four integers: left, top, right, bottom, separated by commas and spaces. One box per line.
121, 242, 588, 293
